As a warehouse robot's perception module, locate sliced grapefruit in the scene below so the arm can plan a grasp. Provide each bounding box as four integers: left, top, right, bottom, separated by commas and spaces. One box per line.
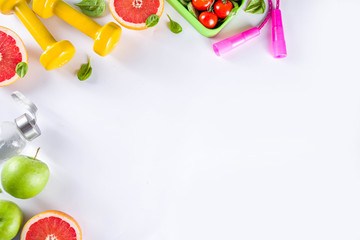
109, 0, 164, 30
21, 210, 82, 240
0, 26, 28, 87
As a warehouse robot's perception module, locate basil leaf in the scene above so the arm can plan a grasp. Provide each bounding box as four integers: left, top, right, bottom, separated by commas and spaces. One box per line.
15, 62, 28, 78
77, 57, 92, 81
228, 2, 239, 17
167, 15, 182, 34
146, 14, 160, 28
75, 0, 105, 17
179, 0, 188, 7
244, 0, 265, 14
230, 0, 239, 9
187, 2, 199, 18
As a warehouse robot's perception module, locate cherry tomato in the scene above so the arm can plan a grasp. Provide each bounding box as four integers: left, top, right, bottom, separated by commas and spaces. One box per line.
192, 0, 214, 11
199, 11, 218, 29
214, 0, 233, 19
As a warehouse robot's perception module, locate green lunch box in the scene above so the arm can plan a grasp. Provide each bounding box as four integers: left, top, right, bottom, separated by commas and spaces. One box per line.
166, 0, 245, 37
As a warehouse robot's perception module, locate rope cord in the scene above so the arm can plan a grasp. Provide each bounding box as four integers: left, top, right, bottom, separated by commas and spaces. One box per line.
257, 0, 280, 30
258, 0, 272, 30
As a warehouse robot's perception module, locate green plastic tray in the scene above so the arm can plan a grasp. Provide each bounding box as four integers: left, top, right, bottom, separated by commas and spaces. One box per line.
166, 0, 245, 37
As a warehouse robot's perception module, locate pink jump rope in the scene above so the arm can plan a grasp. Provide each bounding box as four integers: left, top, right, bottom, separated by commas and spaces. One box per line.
213, 0, 287, 58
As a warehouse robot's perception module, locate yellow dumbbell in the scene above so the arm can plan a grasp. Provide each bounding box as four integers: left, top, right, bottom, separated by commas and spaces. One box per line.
0, 0, 75, 70
33, 0, 122, 57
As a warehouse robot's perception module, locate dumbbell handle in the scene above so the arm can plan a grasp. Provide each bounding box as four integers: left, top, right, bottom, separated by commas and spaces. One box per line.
14, 1, 56, 50
54, 0, 101, 39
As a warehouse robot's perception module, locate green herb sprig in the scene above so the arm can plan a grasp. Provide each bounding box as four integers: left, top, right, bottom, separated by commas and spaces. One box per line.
75, 0, 106, 17
187, 2, 199, 18
167, 15, 182, 34
77, 57, 92, 81
146, 14, 160, 28
244, 0, 265, 14
15, 62, 28, 78
179, 0, 190, 7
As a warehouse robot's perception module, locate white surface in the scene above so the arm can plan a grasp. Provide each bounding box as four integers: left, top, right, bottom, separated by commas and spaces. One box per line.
1, 0, 360, 239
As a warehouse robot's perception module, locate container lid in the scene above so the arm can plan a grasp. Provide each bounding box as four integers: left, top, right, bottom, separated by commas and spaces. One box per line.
11, 91, 41, 141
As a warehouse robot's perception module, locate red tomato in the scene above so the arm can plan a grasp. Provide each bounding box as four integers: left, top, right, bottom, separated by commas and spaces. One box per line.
192, 0, 214, 11
199, 12, 218, 29
214, 0, 233, 19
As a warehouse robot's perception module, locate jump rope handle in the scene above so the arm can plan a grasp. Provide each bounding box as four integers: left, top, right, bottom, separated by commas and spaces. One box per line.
271, 9, 287, 58
213, 0, 287, 58
213, 27, 260, 56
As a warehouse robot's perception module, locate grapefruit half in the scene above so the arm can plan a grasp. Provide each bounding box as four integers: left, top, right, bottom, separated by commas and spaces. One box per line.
109, 0, 164, 30
21, 210, 82, 240
0, 26, 28, 87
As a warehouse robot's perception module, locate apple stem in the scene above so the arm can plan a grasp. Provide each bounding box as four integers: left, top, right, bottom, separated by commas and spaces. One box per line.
34, 147, 40, 160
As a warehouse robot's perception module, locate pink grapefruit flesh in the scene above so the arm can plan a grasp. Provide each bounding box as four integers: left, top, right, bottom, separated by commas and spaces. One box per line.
0, 26, 27, 87
21, 210, 82, 240
109, 0, 164, 30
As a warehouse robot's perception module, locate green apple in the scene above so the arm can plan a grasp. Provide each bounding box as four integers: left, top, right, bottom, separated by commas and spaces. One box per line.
1, 154, 50, 199
0, 200, 23, 240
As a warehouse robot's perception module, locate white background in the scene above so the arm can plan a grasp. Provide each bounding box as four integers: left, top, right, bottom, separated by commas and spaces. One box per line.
1, 0, 360, 239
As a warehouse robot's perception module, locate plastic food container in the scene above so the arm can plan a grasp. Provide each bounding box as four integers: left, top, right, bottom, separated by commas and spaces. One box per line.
166, 0, 245, 37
